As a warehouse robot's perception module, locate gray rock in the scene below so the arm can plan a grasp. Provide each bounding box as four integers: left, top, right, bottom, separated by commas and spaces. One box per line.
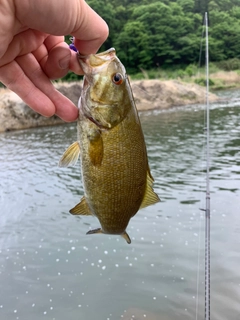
0, 80, 218, 132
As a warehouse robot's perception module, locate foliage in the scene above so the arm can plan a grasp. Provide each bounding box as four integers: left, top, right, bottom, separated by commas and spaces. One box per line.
65, 0, 240, 77
217, 58, 240, 71
194, 77, 215, 86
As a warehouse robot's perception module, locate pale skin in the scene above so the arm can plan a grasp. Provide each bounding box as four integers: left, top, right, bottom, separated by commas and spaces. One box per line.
0, 0, 108, 121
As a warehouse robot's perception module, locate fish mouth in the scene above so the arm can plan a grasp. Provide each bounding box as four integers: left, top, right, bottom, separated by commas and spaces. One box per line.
77, 48, 116, 75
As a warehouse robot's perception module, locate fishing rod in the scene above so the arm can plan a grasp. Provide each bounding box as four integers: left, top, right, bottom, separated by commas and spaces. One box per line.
196, 13, 211, 320
204, 11, 211, 320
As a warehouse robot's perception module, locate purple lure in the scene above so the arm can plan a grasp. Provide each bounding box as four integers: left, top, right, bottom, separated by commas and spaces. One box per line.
69, 43, 77, 52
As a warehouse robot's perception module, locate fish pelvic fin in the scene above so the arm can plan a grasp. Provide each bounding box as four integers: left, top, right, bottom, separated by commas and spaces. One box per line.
86, 228, 102, 235
59, 141, 80, 167
140, 167, 160, 209
70, 196, 92, 215
121, 231, 131, 244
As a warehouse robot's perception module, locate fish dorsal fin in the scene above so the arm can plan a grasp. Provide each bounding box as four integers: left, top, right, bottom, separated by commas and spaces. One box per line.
59, 141, 80, 167
69, 197, 92, 215
140, 167, 160, 209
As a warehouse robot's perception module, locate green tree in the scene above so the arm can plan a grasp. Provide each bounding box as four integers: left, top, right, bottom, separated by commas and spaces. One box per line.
194, 0, 209, 14
121, 2, 202, 68
177, 0, 195, 13
74, 0, 240, 75
114, 21, 151, 73
210, 12, 240, 60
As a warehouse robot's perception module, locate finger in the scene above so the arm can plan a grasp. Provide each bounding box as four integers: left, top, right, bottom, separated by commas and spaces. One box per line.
69, 50, 83, 75
16, 53, 79, 121
32, 35, 73, 78
72, 2, 109, 54
32, 35, 64, 64
33, 38, 83, 77
34, 42, 72, 79
16, 54, 78, 121
0, 55, 78, 121
43, 43, 72, 79
0, 60, 56, 117
0, 29, 47, 66
15, 0, 108, 54
40, 35, 83, 77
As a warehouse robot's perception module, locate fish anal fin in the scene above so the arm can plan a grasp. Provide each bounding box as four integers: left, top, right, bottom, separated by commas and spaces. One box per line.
69, 197, 92, 215
87, 129, 103, 166
59, 141, 80, 167
140, 168, 160, 209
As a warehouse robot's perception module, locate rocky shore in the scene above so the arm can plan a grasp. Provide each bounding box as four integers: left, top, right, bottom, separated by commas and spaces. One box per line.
0, 79, 218, 132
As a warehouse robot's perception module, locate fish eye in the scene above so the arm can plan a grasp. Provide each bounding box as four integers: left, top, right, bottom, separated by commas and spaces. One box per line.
112, 73, 123, 85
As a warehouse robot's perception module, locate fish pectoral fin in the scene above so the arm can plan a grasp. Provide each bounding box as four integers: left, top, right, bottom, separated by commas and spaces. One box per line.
87, 129, 103, 166
86, 228, 102, 235
69, 197, 92, 215
140, 168, 160, 209
59, 141, 80, 167
121, 231, 131, 244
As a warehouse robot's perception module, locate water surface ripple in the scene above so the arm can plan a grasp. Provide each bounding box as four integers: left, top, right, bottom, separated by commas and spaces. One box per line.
0, 92, 239, 320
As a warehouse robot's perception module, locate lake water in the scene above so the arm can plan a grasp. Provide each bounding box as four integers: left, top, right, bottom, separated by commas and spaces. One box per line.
0, 90, 240, 320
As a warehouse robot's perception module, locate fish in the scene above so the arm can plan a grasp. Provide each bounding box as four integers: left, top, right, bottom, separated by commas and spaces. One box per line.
59, 48, 160, 244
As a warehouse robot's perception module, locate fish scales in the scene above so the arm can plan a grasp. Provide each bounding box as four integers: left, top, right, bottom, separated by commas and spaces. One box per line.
79, 107, 147, 233
59, 48, 160, 243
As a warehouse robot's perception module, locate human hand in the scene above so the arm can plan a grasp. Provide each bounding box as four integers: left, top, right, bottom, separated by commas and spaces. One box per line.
0, 0, 108, 121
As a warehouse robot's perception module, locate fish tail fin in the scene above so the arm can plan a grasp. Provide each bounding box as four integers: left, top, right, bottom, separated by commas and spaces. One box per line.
86, 229, 131, 244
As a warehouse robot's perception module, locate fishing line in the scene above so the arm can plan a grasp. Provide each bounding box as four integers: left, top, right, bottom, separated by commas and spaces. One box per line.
197, 18, 206, 74
195, 208, 203, 320
194, 62, 205, 320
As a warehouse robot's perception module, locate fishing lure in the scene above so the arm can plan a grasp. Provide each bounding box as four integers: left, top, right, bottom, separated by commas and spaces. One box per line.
69, 37, 77, 52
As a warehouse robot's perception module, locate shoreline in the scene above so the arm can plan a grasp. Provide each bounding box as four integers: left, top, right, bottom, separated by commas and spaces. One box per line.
0, 79, 219, 133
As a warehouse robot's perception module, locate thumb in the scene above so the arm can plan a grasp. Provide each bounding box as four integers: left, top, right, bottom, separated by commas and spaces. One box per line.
14, 0, 108, 54
71, 1, 109, 54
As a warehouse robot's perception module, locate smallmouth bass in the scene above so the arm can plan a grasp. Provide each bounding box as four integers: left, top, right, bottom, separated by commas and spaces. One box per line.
59, 48, 160, 244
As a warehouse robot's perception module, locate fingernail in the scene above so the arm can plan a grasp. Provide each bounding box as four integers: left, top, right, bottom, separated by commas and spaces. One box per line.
59, 55, 70, 69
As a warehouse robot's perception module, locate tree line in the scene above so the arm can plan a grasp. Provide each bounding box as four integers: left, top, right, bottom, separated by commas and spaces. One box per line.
83, 0, 240, 73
